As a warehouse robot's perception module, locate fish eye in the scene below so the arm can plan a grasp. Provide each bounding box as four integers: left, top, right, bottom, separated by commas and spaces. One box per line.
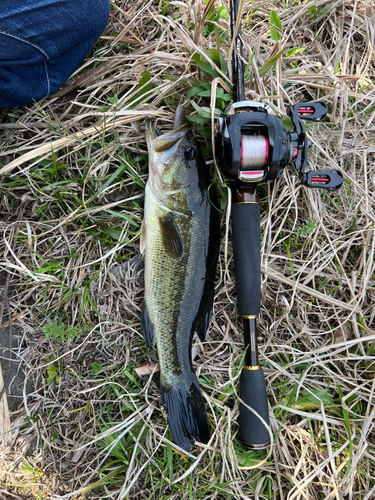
184, 147, 196, 161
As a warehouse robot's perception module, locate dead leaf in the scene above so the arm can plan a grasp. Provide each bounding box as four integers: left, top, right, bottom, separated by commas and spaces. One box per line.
134, 361, 159, 378
334, 322, 351, 343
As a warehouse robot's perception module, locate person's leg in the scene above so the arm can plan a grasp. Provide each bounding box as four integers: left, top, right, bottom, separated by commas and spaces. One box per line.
0, 0, 110, 108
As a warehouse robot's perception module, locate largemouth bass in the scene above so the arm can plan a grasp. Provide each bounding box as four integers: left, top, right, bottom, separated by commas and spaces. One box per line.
141, 110, 220, 451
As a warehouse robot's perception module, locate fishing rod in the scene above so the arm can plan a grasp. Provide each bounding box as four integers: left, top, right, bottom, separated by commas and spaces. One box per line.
214, 0, 343, 449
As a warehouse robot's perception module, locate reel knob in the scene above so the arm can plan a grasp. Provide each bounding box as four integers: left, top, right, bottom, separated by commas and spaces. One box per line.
300, 170, 343, 190
293, 102, 327, 121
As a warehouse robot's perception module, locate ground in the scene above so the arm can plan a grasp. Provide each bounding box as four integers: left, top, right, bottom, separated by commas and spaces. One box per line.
0, 0, 375, 499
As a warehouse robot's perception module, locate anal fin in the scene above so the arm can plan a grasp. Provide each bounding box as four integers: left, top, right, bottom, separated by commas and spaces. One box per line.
193, 285, 215, 342
194, 306, 213, 342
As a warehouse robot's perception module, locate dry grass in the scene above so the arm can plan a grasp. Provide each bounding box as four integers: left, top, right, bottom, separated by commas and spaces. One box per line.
0, 0, 375, 498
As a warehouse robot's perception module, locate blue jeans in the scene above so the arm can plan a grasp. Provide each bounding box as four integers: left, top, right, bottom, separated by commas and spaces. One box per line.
0, 0, 110, 108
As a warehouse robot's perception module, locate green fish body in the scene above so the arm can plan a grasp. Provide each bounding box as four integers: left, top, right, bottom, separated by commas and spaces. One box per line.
141, 115, 220, 451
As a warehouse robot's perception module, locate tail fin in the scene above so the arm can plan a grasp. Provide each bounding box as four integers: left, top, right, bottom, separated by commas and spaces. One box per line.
160, 373, 210, 451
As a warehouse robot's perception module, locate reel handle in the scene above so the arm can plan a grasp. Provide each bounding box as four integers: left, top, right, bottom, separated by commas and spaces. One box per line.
231, 186, 270, 449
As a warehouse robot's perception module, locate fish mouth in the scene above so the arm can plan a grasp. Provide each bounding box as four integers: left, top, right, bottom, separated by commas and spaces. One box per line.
145, 121, 189, 153
145, 106, 189, 153
146, 122, 189, 181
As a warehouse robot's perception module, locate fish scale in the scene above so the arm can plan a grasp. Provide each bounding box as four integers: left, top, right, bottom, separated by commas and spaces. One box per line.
144, 172, 205, 385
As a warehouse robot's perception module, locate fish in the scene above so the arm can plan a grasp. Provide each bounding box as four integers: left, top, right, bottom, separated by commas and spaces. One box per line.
140, 108, 220, 451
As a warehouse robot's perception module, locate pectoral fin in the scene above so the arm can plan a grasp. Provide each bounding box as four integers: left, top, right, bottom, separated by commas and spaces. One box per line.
159, 212, 184, 260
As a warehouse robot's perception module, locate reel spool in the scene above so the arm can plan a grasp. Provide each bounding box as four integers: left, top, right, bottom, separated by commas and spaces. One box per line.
238, 135, 271, 182
240, 135, 268, 169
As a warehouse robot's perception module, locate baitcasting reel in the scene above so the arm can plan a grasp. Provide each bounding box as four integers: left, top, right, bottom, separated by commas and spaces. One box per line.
214, 99, 343, 190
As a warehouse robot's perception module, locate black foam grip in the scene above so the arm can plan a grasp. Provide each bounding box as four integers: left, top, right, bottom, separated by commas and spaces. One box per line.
231, 203, 261, 315
240, 368, 270, 448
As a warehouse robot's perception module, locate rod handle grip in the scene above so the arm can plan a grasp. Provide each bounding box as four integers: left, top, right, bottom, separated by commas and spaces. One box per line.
240, 367, 270, 449
231, 202, 261, 316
